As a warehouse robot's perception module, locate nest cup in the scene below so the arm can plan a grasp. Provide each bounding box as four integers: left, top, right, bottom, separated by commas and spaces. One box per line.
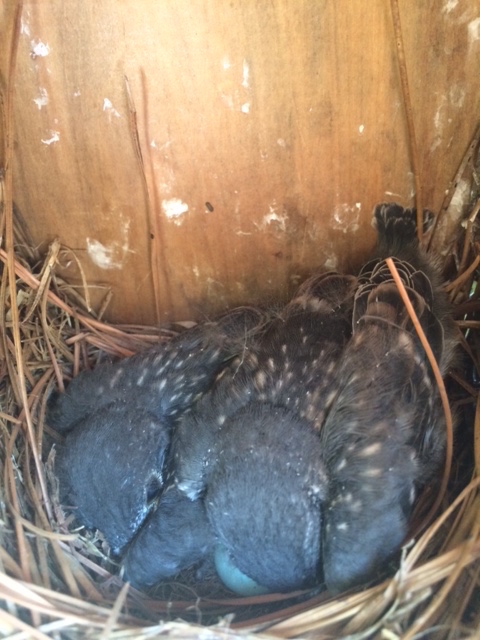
1, 176, 480, 639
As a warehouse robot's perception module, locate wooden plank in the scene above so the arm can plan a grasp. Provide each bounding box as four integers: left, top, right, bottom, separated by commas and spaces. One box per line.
6, 0, 480, 323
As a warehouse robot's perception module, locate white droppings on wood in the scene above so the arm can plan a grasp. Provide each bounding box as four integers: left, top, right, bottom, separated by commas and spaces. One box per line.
220, 56, 252, 113
332, 202, 361, 233
86, 239, 123, 270
103, 98, 121, 119
468, 17, 480, 46
31, 40, 50, 57
442, 0, 458, 13
86, 217, 131, 270
323, 253, 338, 270
41, 130, 60, 145
161, 198, 189, 225
33, 87, 48, 110
258, 203, 288, 232
358, 124, 365, 134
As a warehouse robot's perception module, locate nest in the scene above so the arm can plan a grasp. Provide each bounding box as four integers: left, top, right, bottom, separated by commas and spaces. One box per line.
1, 0, 480, 629
0, 129, 480, 639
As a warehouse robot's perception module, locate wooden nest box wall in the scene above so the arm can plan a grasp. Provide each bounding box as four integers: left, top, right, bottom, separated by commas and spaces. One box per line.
3, 0, 480, 323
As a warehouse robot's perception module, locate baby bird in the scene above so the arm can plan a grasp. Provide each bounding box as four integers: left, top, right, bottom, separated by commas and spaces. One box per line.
125, 271, 358, 590
320, 203, 457, 591
49, 308, 266, 434
50, 307, 267, 553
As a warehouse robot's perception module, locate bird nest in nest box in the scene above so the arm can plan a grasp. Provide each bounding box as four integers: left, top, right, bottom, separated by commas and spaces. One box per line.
0, 124, 480, 639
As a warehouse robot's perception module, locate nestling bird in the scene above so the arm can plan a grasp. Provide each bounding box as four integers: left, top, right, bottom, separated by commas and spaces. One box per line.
320, 203, 457, 591
49, 307, 267, 553
49, 307, 267, 434
125, 203, 456, 595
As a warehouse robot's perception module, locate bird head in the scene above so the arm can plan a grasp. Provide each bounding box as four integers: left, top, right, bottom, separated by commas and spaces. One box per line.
56, 401, 170, 553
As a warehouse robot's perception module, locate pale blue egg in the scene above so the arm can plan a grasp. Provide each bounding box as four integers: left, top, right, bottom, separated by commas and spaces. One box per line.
214, 544, 270, 596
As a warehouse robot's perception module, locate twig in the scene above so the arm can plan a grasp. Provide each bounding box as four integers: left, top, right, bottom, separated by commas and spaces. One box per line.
444, 254, 480, 294
385, 258, 453, 524
125, 74, 164, 325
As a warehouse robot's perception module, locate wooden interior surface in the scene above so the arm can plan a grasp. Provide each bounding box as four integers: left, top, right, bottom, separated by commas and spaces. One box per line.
3, 0, 480, 324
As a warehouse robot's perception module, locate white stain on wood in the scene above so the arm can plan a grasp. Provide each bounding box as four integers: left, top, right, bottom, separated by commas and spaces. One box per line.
242, 59, 250, 88
41, 130, 60, 145
86, 219, 131, 270
431, 95, 447, 151
449, 84, 466, 108
220, 55, 252, 113
258, 203, 288, 232
332, 203, 361, 233
468, 17, 480, 46
442, 0, 459, 13
324, 253, 338, 270
103, 98, 121, 119
33, 87, 48, 110
431, 86, 465, 151
21, 17, 30, 36
86, 239, 123, 270
31, 40, 50, 57
434, 96, 447, 131
162, 198, 189, 225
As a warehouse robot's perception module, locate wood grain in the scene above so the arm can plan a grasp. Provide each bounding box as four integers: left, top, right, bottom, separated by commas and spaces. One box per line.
4, 0, 480, 323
